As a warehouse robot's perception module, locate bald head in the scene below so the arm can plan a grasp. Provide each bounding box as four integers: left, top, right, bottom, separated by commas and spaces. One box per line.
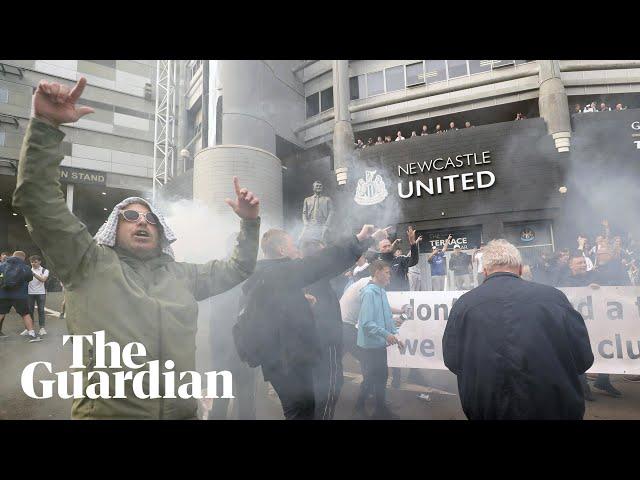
378, 239, 392, 253
12, 251, 26, 260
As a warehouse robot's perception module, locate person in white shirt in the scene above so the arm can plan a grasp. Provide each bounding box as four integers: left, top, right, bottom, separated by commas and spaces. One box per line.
28, 255, 49, 336
474, 243, 485, 286
340, 276, 372, 363
395, 131, 405, 141
582, 102, 596, 113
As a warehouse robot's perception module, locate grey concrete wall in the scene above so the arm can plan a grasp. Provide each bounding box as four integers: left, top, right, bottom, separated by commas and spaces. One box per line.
0, 60, 156, 183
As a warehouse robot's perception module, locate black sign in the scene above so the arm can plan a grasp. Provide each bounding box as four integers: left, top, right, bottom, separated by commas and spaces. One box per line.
416, 226, 482, 252
59, 167, 106, 185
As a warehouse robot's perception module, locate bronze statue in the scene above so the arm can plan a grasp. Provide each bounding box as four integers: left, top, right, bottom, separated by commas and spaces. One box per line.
300, 181, 334, 242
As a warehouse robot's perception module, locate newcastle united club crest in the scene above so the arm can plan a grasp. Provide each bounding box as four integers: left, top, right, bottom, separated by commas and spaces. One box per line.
354, 170, 388, 206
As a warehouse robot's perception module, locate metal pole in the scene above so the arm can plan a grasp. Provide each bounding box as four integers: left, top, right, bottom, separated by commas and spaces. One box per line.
152, 60, 161, 203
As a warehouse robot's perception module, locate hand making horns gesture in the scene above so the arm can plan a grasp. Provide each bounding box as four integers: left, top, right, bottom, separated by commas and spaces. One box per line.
225, 176, 260, 220
33, 77, 95, 127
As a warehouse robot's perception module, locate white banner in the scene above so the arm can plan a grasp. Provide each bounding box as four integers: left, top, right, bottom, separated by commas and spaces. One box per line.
386, 287, 640, 374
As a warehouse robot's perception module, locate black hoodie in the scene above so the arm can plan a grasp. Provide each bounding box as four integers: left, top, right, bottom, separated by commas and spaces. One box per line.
378, 242, 419, 292
240, 236, 369, 380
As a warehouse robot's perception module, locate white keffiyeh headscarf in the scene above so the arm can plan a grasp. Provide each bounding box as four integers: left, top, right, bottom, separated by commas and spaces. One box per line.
94, 197, 177, 259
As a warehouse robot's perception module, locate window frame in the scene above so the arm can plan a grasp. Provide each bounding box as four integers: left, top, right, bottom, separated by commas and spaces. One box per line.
320, 87, 334, 112
384, 64, 405, 93
424, 60, 448, 85
305, 91, 320, 118
366, 70, 385, 97
446, 60, 469, 80
405, 61, 426, 87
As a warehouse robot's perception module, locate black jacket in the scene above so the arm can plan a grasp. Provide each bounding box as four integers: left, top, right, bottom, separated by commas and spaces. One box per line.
378, 242, 419, 292
592, 259, 631, 286
307, 277, 342, 349
241, 236, 368, 380
449, 252, 472, 275
443, 272, 594, 420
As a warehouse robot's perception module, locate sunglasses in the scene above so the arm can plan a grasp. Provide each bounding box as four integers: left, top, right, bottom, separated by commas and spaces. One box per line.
120, 210, 159, 225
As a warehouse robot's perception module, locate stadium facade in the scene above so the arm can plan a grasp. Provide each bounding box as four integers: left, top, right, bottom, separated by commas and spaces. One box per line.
1, 60, 639, 264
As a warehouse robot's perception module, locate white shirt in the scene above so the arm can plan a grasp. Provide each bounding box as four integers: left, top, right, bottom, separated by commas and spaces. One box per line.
583, 105, 595, 112
352, 263, 369, 277
340, 276, 371, 325
28, 266, 49, 295
582, 252, 594, 271
475, 251, 484, 271
395, 136, 405, 141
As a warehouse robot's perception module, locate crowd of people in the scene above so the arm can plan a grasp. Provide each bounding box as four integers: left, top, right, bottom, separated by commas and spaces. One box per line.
354, 100, 634, 151
573, 101, 628, 113
5, 75, 637, 421
353, 111, 536, 150
354, 121, 475, 149
0, 251, 51, 343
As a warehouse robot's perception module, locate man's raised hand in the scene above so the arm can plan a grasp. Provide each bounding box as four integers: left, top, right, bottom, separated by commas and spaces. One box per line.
225, 176, 260, 220
407, 226, 417, 244
357, 225, 391, 243
33, 77, 95, 128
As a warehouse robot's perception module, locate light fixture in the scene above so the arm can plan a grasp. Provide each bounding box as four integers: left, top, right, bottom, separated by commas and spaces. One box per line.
12, 213, 17, 216
101, 192, 107, 195
103, 208, 108, 211
558, 186, 568, 194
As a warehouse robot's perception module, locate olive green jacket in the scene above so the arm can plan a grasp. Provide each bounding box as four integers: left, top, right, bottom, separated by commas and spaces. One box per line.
13, 118, 260, 419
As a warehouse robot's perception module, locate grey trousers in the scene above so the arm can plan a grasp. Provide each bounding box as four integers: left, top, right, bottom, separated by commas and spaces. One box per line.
431, 275, 445, 291
408, 272, 422, 291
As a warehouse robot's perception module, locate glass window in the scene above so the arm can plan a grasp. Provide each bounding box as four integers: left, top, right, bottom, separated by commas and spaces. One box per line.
515, 60, 533, 65
492, 60, 515, 69
0, 131, 5, 147
349, 75, 365, 100
468, 60, 492, 75
306, 92, 320, 118
406, 62, 425, 86
320, 87, 333, 111
0, 87, 8, 104
367, 71, 384, 96
189, 60, 203, 80
385, 65, 405, 92
424, 60, 447, 84
447, 60, 468, 79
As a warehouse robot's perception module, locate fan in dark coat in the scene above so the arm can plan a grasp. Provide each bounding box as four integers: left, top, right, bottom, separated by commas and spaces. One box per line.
442, 239, 594, 420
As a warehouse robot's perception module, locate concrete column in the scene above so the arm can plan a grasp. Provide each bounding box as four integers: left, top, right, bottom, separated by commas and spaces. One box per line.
193, 61, 282, 229
538, 60, 571, 153
66, 184, 74, 213
332, 60, 354, 185
220, 61, 276, 154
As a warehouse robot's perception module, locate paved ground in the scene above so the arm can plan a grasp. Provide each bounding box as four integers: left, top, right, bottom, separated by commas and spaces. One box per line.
1, 291, 639, 420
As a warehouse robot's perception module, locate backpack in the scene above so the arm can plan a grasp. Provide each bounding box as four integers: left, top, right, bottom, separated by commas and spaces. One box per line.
0, 261, 24, 290
232, 269, 281, 369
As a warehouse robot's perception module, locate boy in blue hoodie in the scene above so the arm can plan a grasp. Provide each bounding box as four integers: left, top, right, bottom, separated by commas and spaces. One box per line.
355, 259, 400, 419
